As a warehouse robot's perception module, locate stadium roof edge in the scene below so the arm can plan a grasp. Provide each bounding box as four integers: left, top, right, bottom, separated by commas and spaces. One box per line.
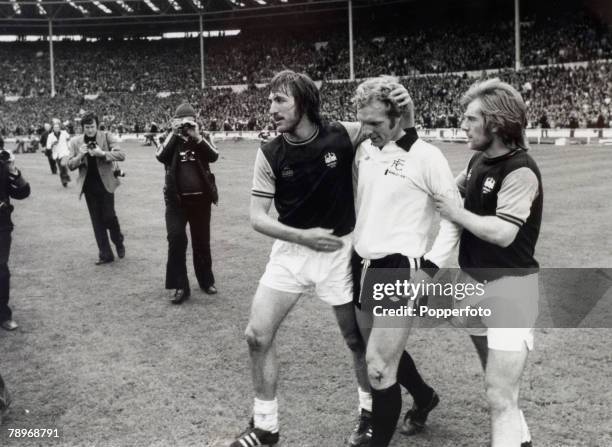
0, 0, 421, 33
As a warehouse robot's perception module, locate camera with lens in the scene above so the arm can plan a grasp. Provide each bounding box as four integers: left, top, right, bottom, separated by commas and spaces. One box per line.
87, 141, 97, 150
178, 121, 196, 137
0, 150, 11, 164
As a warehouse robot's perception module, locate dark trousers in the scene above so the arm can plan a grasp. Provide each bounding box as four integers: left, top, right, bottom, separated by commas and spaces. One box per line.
56, 159, 70, 185
0, 231, 12, 322
165, 195, 214, 291
84, 190, 123, 260
46, 151, 57, 174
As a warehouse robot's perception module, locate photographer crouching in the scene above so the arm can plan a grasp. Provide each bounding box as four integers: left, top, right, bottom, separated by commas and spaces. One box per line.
156, 103, 219, 304
0, 149, 31, 331
65, 112, 126, 265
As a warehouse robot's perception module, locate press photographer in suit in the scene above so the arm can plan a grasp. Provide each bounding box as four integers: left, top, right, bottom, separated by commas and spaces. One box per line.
0, 148, 31, 331
156, 103, 219, 304
65, 112, 126, 265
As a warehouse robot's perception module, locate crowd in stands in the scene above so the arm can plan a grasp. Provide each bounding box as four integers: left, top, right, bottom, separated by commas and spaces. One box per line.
1, 9, 611, 135
321, 63, 612, 129
2, 62, 610, 136
1, 11, 611, 97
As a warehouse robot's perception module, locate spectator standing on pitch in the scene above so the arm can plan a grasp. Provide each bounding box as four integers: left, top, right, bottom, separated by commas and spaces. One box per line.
46, 119, 71, 187
156, 103, 219, 304
435, 78, 542, 447
0, 148, 31, 331
350, 76, 462, 447
230, 70, 413, 447
39, 123, 56, 174
65, 112, 126, 265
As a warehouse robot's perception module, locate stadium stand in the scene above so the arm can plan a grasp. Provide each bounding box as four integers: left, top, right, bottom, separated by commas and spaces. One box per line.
1, 12, 611, 134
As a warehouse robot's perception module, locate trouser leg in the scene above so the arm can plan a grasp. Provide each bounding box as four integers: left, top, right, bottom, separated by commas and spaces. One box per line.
185, 197, 214, 289
165, 199, 189, 291
0, 232, 12, 322
85, 192, 113, 260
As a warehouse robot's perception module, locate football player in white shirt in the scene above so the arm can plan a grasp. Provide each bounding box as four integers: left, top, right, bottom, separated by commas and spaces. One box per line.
351, 76, 462, 447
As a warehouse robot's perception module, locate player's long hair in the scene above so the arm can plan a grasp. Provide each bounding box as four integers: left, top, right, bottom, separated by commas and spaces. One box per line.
269, 70, 322, 126
461, 78, 529, 151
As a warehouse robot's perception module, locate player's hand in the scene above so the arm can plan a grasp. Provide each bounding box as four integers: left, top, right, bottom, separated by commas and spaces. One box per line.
78, 144, 89, 155
389, 84, 415, 129
298, 228, 344, 252
434, 193, 460, 221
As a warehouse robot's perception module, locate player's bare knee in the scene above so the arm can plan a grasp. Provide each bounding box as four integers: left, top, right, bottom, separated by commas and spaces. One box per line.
244, 325, 272, 352
366, 355, 392, 389
485, 382, 516, 414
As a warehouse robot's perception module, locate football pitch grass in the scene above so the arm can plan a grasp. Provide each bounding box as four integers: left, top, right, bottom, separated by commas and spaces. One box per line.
1, 139, 611, 446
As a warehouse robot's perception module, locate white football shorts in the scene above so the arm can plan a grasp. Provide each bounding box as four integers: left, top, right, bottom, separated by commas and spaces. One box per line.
259, 233, 353, 306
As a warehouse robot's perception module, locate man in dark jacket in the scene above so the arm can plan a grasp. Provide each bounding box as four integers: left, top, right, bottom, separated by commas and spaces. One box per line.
156, 103, 219, 304
0, 150, 31, 331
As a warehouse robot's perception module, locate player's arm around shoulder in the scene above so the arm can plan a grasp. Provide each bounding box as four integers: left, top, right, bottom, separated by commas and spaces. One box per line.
338, 121, 367, 149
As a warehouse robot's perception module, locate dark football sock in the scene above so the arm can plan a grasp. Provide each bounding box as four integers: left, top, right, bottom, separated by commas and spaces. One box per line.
371, 383, 402, 447
397, 350, 434, 408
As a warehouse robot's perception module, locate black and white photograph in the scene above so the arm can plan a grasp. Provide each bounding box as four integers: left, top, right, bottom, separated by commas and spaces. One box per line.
0, 0, 611, 445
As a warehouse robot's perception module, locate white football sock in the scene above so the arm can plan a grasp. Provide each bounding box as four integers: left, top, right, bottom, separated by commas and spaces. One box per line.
253, 397, 279, 433
520, 409, 531, 443
358, 387, 372, 413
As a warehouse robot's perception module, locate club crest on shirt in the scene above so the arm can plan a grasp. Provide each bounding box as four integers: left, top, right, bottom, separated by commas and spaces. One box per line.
482, 177, 496, 194
281, 166, 294, 178
384, 158, 407, 179
324, 152, 338, 168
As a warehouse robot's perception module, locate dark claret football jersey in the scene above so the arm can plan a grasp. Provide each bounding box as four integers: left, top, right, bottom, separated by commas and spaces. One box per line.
459, 149, 543, 278
252, 122, 356, 236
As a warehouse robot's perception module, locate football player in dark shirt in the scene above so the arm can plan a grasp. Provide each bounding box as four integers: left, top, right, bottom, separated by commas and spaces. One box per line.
230, 70, 412, 447
435, 78, 542, 447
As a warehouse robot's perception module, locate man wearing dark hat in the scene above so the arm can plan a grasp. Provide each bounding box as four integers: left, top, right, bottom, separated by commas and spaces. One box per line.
156, 102, 219, 303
